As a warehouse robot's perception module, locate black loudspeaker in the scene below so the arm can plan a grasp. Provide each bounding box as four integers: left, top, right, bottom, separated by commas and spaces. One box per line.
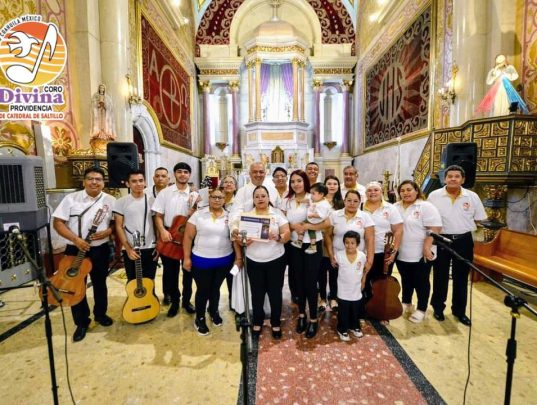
106, 142, 139, 188
422, 174, 442, 196
439, 142, 477, 188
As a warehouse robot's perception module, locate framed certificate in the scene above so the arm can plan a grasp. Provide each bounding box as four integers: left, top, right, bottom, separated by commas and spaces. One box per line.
239, 214, 272, 242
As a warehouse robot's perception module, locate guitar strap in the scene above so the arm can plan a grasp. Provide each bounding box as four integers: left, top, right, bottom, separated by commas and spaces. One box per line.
125, 195, 148, 246
70, 194, 104, 237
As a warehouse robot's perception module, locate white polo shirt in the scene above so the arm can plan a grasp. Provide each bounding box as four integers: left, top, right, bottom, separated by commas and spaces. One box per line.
113, 194, 156, 250
151, 185, 199, 227
52, 190, 116, 247
336, 250, 366, 301
282, 194, 325, 243
243, 207, 288, 263
230, 181, 278, 225
394, 200, 442, 262
341, 183, 367, 202
427, 186, 487, 234
364, 201, 403, 253
187, 207, 233, 258
329, 209, 375, 253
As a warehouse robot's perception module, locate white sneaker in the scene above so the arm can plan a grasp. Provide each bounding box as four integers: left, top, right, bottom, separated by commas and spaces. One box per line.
290, 240, 303, 249
409, 310, 426, 323
338, 331, 351, 341
402, 303, 414, 315
350, 329, 364, 338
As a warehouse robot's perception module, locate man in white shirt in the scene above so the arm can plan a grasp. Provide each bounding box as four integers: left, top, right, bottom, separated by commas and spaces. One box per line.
52, 167, 116, 342
305, 161, 320, 186
152, 162, 199, 317
145, 167, 170, 198
340, 165, 366, 203
428, 165, 487, 326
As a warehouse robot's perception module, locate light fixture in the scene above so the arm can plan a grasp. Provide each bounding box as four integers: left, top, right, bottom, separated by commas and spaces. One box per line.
126, 74, 142, 106
323, 141, 337, 150
438, 64, 458, 104
215, 142, 228, 151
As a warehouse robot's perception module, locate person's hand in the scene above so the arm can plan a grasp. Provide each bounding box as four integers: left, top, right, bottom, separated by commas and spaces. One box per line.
74, 237, 90, 252
385, 251, 397, 264
361, 278, 366, 291
365, 258, 373, 272
152, 249, 160, 261
182, 257, 192, 271
234, 257, 243, 267
330, 255, 338, 268
160, 229, 172, 243
423, 246, 435, 261
91, 230, 110, 241
294, 223, 306, 234
126, 247, 140, 261
231, 229, 239, 242
268, 231, 279, 241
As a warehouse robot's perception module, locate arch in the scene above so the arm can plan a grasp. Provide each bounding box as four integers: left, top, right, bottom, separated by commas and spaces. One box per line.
131, 103, 162, 188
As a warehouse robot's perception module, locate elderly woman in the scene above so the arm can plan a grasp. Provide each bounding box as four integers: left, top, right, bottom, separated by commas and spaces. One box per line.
183, 188, 241, 336
221, 175, 237, 212
233, 185, 290, 339
394, 180, 442, 323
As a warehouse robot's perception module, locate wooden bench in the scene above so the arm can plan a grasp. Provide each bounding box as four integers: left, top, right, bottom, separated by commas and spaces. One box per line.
474, 229, 537, 288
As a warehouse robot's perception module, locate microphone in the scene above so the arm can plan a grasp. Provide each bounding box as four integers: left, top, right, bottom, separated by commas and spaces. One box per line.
426, 231, 452, 244
240, 230, 248, 245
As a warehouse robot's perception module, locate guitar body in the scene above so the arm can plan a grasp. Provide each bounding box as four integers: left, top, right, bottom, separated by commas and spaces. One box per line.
122, 278, 160, 324
44, 255, 92, 307
365, 276, 403, 320
156, 215, 187, 260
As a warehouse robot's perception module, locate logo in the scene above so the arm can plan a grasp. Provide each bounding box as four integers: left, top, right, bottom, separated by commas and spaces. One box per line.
463, 202, 470, 211
0, 15, 66, 120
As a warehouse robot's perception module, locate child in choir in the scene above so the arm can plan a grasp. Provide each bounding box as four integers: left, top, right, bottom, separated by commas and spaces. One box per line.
335, 231, 367, 341
291, 183, 331, 254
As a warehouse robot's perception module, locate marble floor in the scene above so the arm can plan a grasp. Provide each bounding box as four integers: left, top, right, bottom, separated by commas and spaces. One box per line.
0, 267, 536, 404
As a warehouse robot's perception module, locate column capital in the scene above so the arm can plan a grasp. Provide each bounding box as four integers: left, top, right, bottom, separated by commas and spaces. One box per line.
342, 80, 353, 92
313, 79, 323, 91
292, 58, 300, 66
228, 81, 240, 92
199, 80, 211, 93
254, 58, 262, 66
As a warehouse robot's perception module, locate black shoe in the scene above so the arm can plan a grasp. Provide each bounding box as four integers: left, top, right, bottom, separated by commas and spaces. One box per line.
95, 315, 113, 327
453, 314, 472, 326
433, 311, 445, 321
163, 295, 171, 306
73, 326, 88, 342
271, 328, 282, 340
252, 327, 262, 338
291, 296, 299, 304
211, 312, 223, 327
194, 317, 210, 336
182, 302, 196, 314
305, 321, 318, 339
167, 303, 179, 318
296, 316, 307, 334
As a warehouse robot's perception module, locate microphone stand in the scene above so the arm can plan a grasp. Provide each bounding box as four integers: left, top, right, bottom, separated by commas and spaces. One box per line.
433, 238, 537, 405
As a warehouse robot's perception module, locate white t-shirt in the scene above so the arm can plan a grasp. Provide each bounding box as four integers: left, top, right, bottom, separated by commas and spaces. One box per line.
282, 194, 324, 243
329, 209, 375, 253
394, 200, 443, 262
243, 207, 288, 263
336, 250, 366, 301
187, 207, 233, 258
113, 194, 156, 250
427, 187, 487, 234
307, 199, 332, 224
341, 183, 367, 203
364, 202, 403, 253
230, 181, 278, 226
52, 190, 116, 247
151, 185, 199, 227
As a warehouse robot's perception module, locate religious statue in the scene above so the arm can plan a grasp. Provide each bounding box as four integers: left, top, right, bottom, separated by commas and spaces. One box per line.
245, 153, 254, 169
476, 54, 529, 117
271, 146, 284, 163
288, 152, 296, 168
91, 84, 116, 143
260, 153, 269, 169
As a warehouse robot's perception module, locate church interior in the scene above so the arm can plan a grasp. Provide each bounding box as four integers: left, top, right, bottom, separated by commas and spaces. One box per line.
1, 0, 537, 404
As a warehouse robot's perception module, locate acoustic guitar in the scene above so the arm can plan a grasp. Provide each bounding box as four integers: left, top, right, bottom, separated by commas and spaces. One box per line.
365, 231, 403, 320
44, 206, 109, 307
156, 215, 188, 260
122, 231, 160, 324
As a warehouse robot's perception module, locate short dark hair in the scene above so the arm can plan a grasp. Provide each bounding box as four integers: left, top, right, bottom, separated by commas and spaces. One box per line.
444, 164, 465, 178
343, 230, 360, 245
154, 167, 168, 173
310, 183, 327, 196
306, 162, 319, 168
344, 189, 361, 202
272, 167, 288, 177
173, 162, 191, 173
127, 169, 145, 181
83, 167, 105, 179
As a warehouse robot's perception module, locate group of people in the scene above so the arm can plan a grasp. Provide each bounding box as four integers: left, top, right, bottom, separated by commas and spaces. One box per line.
52, 160, 486, 343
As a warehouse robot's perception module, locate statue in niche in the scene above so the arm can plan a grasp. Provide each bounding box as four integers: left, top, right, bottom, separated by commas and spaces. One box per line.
271, 146, 284, 163
91, 84, 116, 142
260, 153, 269, 169
476, 54, 529, 117
288, 153, 296, 168
245, 153, 254, 169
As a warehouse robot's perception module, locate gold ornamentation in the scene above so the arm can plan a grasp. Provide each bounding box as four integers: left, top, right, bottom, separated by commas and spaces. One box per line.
51, 126, 73, 157
313, 68, 354, 75
228, 81, 240, 91
199, 69, 239, 76
199, 80, 211, 92
246, 45, 305, 55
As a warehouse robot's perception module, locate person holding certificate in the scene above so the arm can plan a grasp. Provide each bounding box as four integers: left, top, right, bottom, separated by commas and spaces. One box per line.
233, 185, 290, 339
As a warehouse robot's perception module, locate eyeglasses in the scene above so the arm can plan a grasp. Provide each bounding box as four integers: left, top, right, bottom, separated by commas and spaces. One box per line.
85, 177, 104, 182
210, 196, 224, 200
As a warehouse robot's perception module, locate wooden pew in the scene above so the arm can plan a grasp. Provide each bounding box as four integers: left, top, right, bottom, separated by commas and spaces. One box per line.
474, 229, 537, 288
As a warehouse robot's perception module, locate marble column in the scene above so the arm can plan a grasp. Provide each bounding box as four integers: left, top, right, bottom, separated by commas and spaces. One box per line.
98, 0, 130, 142
255, 59, 262, 121
229, 81, 240, 157
300, 62, 305, 122
292, 59, 299, 121
313, 79, 322, 156
341, 80, 352, 156
200, 81, 211, 155
248, 62, 254, 122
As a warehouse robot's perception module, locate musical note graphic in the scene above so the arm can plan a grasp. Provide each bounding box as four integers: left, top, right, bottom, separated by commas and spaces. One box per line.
5, 23, 58, 85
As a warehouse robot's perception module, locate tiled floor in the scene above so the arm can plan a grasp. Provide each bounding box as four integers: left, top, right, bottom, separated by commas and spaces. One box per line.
1, 267, 536, 404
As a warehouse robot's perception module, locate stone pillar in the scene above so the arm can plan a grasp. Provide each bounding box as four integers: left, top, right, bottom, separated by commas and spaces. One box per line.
229, 81, 240, 157
292, 58, 299, 121
313, 79, 322, 156
255, 59, 262, 121
98, 0, 130, 142
341, 80, 352, 156
248, 62, 254, 122
300, 62, 305, 121
200, 81, 211, 155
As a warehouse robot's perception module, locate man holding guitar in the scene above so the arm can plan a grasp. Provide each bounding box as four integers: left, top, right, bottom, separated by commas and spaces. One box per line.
52, 167, 116, 342
152, 162, 199, 318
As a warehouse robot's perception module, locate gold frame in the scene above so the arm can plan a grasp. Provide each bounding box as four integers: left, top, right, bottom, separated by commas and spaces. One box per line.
362, 0, 436, 153
135, 2, 195, 155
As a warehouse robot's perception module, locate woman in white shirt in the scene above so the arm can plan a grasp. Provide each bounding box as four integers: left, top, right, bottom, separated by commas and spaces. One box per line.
394, 180, 442, 323
235, 185, 290, 339
183, 188, 242, 336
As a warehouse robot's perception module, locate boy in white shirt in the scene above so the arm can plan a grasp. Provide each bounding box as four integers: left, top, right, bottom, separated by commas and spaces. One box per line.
335, 231, 367, 341
291, 183, 331, 254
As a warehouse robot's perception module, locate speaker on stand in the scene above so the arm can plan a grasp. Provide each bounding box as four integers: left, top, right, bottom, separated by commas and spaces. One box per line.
106, 142, 139, 188
438, 142, 478, 188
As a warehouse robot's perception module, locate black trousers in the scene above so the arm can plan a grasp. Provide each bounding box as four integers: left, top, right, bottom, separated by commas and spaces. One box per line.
431, 232, 474, 315
192, 262, 231, 320
290, 241, 322, 319
337, 298, 362, 333
363, 252, 395, 302
318, 256, 338, 301
66, 243, 110, 327
284, 243, 297, 299
160, 254, 193, 306
246, 255, 286, 327
396, 259, 432, 312
122, 248, 157, 281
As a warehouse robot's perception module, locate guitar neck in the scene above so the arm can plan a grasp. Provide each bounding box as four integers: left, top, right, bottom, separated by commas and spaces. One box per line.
134, 247, 143, 289
72, 225, 98, 268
